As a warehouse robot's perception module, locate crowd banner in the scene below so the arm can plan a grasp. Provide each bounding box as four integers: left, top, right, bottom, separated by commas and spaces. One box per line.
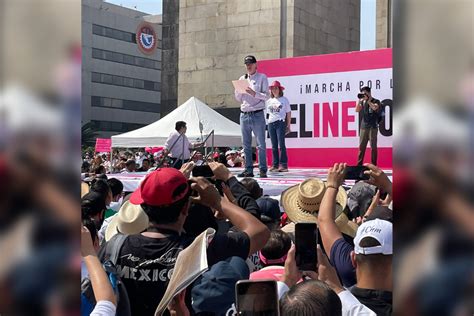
95, 138, 112, 153
258, 48, 392, 168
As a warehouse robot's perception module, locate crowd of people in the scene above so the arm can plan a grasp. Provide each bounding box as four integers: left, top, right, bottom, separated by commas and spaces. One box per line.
81, 146, 251, 177
81, 157, 393, 315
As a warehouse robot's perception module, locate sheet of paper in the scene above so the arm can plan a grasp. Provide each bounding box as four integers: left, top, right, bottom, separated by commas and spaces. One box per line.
232, 80, 250, 94
154, 228, 216, 316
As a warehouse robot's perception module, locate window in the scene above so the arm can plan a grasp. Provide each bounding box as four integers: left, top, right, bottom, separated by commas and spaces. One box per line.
102, 74, 113, 84
144, 80, 154, 91
91, 72, 101, 82
111, 99, 123, 108
91, 48, 161, 70
91, 96, 160, 113
91, 72, 160, 92
112, 75, 123, 86
103, 98, 112, 108
124, 77, 134, 87
91, 96, 101, 106
92, 24, 103, 36
123, 55, 134, 65
134, 79, 144, 89
92, 48, 102, 59
92, 24, 136, 44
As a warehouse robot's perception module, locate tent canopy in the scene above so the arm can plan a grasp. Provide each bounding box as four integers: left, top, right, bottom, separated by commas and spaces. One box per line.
111, 97, 245, 148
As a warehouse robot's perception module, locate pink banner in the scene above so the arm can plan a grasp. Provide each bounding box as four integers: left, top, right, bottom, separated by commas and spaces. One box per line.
258, 49, 392, 168
95, 138, 111, 153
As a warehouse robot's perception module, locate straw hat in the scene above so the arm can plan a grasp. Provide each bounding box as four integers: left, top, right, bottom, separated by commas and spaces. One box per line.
105, 201, 149, 242
281, 178, 358, 237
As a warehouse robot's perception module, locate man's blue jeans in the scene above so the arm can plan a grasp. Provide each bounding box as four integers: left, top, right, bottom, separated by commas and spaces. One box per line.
268, 120, 288, 168
240, 110, 267, 173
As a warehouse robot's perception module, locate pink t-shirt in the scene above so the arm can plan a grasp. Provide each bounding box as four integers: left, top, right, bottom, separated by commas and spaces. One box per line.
250, 266, 285, 282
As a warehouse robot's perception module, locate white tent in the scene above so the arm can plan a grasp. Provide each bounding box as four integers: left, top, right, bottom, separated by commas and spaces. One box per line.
111, 97, 244, 147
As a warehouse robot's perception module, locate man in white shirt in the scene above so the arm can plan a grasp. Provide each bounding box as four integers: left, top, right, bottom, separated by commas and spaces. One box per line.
235, 55, 269, 178
163, 121, 203, 169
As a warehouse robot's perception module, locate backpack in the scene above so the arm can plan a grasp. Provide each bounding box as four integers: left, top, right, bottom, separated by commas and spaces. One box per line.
81, 234, 131, 316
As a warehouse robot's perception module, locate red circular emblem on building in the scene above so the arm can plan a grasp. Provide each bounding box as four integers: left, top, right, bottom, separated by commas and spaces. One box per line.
136, 22, 157, 55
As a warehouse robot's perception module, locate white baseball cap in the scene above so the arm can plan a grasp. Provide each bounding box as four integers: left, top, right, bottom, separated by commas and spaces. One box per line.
354, 219, 392, 255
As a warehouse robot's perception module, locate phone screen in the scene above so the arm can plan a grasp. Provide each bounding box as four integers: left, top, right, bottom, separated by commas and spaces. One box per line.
295, 223, 317, 271
236, 280, 279, 316
344, 166, 370, 181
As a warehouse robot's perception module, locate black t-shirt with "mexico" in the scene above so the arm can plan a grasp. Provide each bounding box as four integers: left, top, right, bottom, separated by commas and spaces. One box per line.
100, 231, 250, 316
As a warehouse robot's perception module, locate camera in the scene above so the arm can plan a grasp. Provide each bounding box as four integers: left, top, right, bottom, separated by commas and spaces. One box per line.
357, 93, 366, 99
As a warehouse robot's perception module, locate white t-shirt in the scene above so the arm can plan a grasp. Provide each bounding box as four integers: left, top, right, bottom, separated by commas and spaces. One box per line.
266, 96, 291, 124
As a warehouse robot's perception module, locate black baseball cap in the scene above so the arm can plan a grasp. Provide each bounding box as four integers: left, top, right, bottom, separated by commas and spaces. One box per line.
244, 55, 257, 64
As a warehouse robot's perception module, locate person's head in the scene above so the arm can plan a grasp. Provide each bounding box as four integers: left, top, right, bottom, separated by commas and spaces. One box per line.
93, 155, 102, 165
280, 280, 342, 316
350, 219, 393, 288
141, 158, 150, 171
81, 191, 107, 227
269, 80, 285, 98
129, 168, 191, 229
107, 178, 124, 202
225, 150, 237, 161
90, 178, 112, 205
81, 161, 90, 173
94, 165, 106, 175
175, 121, 187, 134
125, 159, 136, 172
360, 86, 371, 98
82, 217, 99, 251
257, 197, 282, 230
240, 178, 263, 199
244, 55, 257, 75
259, 230, 291, 267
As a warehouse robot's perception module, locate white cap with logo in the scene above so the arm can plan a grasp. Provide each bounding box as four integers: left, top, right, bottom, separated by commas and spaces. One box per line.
354, 219, 392, 255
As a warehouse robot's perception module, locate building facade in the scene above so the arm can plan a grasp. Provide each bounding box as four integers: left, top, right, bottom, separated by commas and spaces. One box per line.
162, 0, 360, 122
376, 0, 392, 48
82, 0, 162, 138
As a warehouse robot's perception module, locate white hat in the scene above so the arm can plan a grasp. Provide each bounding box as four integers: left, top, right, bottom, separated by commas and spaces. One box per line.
225, 150, 237, 156
105, 201, 149, 242
354, 219, 392, 255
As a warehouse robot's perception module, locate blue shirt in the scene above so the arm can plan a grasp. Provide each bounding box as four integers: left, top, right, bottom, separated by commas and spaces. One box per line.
330, 238, 357, 287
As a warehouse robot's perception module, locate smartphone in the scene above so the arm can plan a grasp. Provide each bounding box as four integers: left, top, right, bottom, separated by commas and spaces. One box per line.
295, 222, 318, 271
235, 280, 279, 316
192, 164, 214, 178
344, 166, 370, 181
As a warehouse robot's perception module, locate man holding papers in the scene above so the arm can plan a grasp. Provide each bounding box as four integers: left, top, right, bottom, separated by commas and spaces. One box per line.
234, 55, 269, 178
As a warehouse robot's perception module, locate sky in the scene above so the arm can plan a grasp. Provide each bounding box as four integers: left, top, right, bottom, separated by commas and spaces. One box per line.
106, 0, 376, 50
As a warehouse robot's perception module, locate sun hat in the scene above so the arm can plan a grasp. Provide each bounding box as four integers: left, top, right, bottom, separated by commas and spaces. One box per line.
354, 219, 392, 255
281, 178, 358, 237
269, 80, 285, 91
105, 200, 149, 242
130, 168, 189, 206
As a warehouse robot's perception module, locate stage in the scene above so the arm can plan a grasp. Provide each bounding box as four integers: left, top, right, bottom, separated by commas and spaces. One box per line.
109, 168, 393, 196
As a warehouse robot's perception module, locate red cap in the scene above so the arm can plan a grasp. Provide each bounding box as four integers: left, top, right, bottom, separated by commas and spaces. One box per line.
130, 168, 189, 206
269, 80, 285, 90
